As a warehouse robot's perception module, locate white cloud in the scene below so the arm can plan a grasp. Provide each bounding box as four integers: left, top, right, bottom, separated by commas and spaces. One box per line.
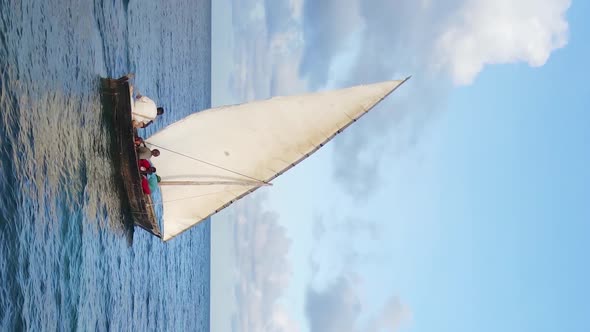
306, 214, 411, 332
305, 276, 411, 332
435, 0, 571, 85
268, 305, 301, 332
229, 0, 306, 101
299, 0, 570, 87
370, 297, 413, 332
289, 0, 304, 20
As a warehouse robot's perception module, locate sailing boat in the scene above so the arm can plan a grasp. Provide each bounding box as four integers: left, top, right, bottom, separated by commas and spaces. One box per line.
100, 76, 409, 242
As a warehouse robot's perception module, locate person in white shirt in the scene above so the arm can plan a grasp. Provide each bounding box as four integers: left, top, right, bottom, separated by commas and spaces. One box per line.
130, 86, 165, 128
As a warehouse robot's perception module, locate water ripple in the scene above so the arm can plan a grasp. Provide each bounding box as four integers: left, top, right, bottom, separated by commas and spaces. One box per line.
0, 0, 211, 330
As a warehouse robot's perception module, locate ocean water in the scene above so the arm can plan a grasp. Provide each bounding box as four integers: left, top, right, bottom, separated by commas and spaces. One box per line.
0, 0, 211, 331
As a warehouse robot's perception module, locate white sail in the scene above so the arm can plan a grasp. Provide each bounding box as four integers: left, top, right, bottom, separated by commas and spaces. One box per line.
146, 78, 409, 241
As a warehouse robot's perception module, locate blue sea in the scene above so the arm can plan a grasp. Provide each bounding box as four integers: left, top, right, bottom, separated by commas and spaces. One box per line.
0, 0, 211, 330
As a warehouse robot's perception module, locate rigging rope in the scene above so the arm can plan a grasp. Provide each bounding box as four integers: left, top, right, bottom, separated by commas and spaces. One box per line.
144, 141, 269, 185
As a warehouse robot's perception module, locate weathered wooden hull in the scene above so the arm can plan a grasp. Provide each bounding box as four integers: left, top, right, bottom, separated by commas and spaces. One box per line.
100, 76, 162, 239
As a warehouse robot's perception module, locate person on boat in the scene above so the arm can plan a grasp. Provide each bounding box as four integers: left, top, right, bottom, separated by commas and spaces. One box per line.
140, 166, 157, 176
137, 146, 160, 160
141, 175, 151, 195
134, 136, 145, 147
130, 88, 165, 128
139, 159, 157, 175
148, 174, 161, 193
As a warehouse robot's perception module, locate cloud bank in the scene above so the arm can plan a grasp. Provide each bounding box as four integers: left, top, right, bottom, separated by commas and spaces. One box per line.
300, 0, 570, 86
306, 276, 411, 332
306, 214, 411, 332
230, 192, 299, 332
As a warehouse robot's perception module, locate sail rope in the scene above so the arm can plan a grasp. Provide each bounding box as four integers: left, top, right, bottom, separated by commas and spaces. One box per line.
144, 141, 269, 185
147, 189, 231, 206
160, 180, 271, 186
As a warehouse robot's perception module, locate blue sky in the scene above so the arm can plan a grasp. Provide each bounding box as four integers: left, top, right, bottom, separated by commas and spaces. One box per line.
211, 1, 589, 331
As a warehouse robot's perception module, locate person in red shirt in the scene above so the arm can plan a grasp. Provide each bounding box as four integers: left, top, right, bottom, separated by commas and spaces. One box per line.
138, 159, 156, 175
138, 159, 156, 195
141, 175, 151, 195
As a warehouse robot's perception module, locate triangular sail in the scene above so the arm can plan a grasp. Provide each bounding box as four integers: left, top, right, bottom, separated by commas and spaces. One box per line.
147, 79, 408, 241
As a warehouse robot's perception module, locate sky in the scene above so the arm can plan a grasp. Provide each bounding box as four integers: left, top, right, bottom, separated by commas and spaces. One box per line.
210, 1, 589, 331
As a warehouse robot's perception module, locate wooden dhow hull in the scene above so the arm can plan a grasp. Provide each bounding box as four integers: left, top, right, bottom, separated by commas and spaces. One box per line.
100, 76, 161, 239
